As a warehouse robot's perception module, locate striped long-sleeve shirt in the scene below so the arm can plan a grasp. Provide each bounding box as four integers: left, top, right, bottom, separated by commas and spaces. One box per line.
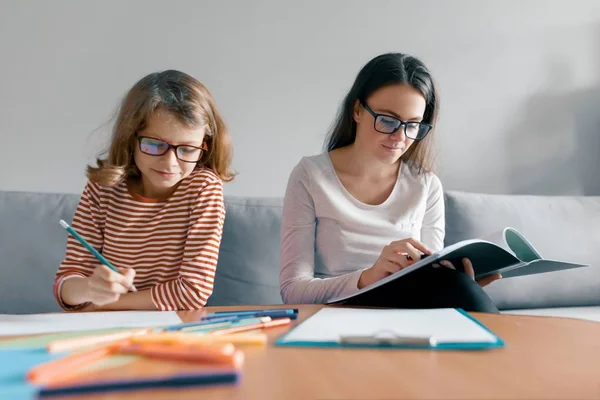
53, 168, 225, 311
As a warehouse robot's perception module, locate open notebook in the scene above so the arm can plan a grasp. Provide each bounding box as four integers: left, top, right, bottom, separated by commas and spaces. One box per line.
328, 227, 588, 306
276, 308, 503, 350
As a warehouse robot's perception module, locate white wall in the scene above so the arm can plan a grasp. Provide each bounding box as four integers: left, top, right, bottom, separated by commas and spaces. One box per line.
1, 0, 600, 197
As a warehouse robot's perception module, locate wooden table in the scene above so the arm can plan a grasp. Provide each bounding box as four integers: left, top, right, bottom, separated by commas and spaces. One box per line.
13, 305, 600, 399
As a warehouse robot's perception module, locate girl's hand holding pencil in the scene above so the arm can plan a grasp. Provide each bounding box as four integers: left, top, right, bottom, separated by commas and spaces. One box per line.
59, 219, 137, 307
86, 265, 137, 306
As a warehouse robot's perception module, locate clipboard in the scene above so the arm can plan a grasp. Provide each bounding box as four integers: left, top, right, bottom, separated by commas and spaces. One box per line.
275, 308, 504, 350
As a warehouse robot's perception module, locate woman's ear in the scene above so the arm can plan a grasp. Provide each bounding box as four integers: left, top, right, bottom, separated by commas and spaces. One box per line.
352, 100, 361, 123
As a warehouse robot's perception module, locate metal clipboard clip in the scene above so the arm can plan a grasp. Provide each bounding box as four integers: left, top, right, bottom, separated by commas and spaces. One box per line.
339, 330, 438, 347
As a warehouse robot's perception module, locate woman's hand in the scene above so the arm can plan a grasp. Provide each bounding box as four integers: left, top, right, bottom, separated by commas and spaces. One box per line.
358, 238, 432, 289
439, 258, 502, 287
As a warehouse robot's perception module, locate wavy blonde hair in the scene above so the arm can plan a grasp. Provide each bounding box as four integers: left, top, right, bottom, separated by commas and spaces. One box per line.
88, 70, 235, 186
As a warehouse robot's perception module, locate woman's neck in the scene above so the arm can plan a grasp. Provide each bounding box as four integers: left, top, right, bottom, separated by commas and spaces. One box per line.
336, 144, 400, 181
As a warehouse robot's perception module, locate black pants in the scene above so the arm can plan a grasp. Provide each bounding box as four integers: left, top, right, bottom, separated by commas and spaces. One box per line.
339, 266, 499, 313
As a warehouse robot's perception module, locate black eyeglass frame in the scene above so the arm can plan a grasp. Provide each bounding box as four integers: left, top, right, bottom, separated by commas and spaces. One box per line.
360, 100, 433, 140
136, 136, 207, 163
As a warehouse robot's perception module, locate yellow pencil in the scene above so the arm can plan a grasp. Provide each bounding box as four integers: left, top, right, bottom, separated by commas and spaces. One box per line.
47, 329, 150, 353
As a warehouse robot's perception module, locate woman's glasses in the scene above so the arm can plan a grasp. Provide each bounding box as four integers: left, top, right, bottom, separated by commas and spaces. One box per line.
360, 101, 432, 140
137, 136, 207, 163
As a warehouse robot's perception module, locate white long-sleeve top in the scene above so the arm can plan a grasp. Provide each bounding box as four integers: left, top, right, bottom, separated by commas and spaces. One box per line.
279, 152, 445, 304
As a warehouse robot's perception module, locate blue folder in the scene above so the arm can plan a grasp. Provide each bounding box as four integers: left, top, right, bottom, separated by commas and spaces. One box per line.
0, 347, 240, 399
0, 348, 62, 400
37, 370, 241, 397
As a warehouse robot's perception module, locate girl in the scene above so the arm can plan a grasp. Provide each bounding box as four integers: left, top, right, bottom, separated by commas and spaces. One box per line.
54, 70, 234, 311
279, 53, 501, 312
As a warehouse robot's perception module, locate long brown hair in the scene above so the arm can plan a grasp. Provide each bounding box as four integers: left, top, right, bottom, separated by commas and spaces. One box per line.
88, 70, 235, 186
325, 53, 439, 173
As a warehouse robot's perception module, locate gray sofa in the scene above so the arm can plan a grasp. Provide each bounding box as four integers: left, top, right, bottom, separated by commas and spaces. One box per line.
1, 189, 599, 320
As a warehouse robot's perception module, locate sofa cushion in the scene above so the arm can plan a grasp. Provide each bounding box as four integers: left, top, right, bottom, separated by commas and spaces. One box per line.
3, 188, 599, 314
444, 191, 600, 310
0, 191, 284, 314
207, 197, 283, 306
0, 191, 79, 314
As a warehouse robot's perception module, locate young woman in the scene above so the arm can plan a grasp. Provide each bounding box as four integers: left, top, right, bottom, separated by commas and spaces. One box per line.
279, 53, 501, 312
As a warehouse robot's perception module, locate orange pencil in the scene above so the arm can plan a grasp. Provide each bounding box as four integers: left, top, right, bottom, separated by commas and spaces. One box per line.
210, 317, 291, 336
118, 342, 244, 368
47, 329, 150, 353
27, 345, 117, 385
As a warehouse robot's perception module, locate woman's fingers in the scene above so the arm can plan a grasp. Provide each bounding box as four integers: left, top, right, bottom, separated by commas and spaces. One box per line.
404, 238, 433, 255
388, 242, 426, 268
403, 243, 422, 263
477, 273, 502, 287
388, 251, 411, 269
389, 238, 432, 257
439, 260, 456, 270
462, 258, 475, 279
384, 261, 404, 274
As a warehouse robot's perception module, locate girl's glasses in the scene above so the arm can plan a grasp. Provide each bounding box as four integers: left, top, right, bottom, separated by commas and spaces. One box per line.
137, 136, 207, 163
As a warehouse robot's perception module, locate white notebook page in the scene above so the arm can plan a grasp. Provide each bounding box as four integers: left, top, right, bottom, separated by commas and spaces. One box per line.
281, 308, 498, 344
0, 311, 181, 336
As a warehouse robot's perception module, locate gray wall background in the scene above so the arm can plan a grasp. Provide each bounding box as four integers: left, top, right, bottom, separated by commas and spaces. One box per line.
1, 0, 600, 197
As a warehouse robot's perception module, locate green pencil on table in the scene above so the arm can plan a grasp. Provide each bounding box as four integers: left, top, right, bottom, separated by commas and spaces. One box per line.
59, 219, 137, 292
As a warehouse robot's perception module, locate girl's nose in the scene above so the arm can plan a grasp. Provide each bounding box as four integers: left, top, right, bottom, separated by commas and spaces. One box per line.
163, 148, 179, 165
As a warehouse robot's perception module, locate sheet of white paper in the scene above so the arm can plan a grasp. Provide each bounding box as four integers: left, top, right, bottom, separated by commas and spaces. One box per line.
0, 311, 181, 336
280, 308, 498, 344
503, 307, 600, 323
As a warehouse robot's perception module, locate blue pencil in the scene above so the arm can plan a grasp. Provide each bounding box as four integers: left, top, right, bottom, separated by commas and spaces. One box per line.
203, 310, 298, 321
59, 220, 137, 292
164, 312, 296, 332
164, 315, 247, 331
209, 309, 298, 317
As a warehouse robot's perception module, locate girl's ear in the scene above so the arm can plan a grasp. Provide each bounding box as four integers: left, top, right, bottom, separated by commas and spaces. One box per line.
352, 100, 361, 123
